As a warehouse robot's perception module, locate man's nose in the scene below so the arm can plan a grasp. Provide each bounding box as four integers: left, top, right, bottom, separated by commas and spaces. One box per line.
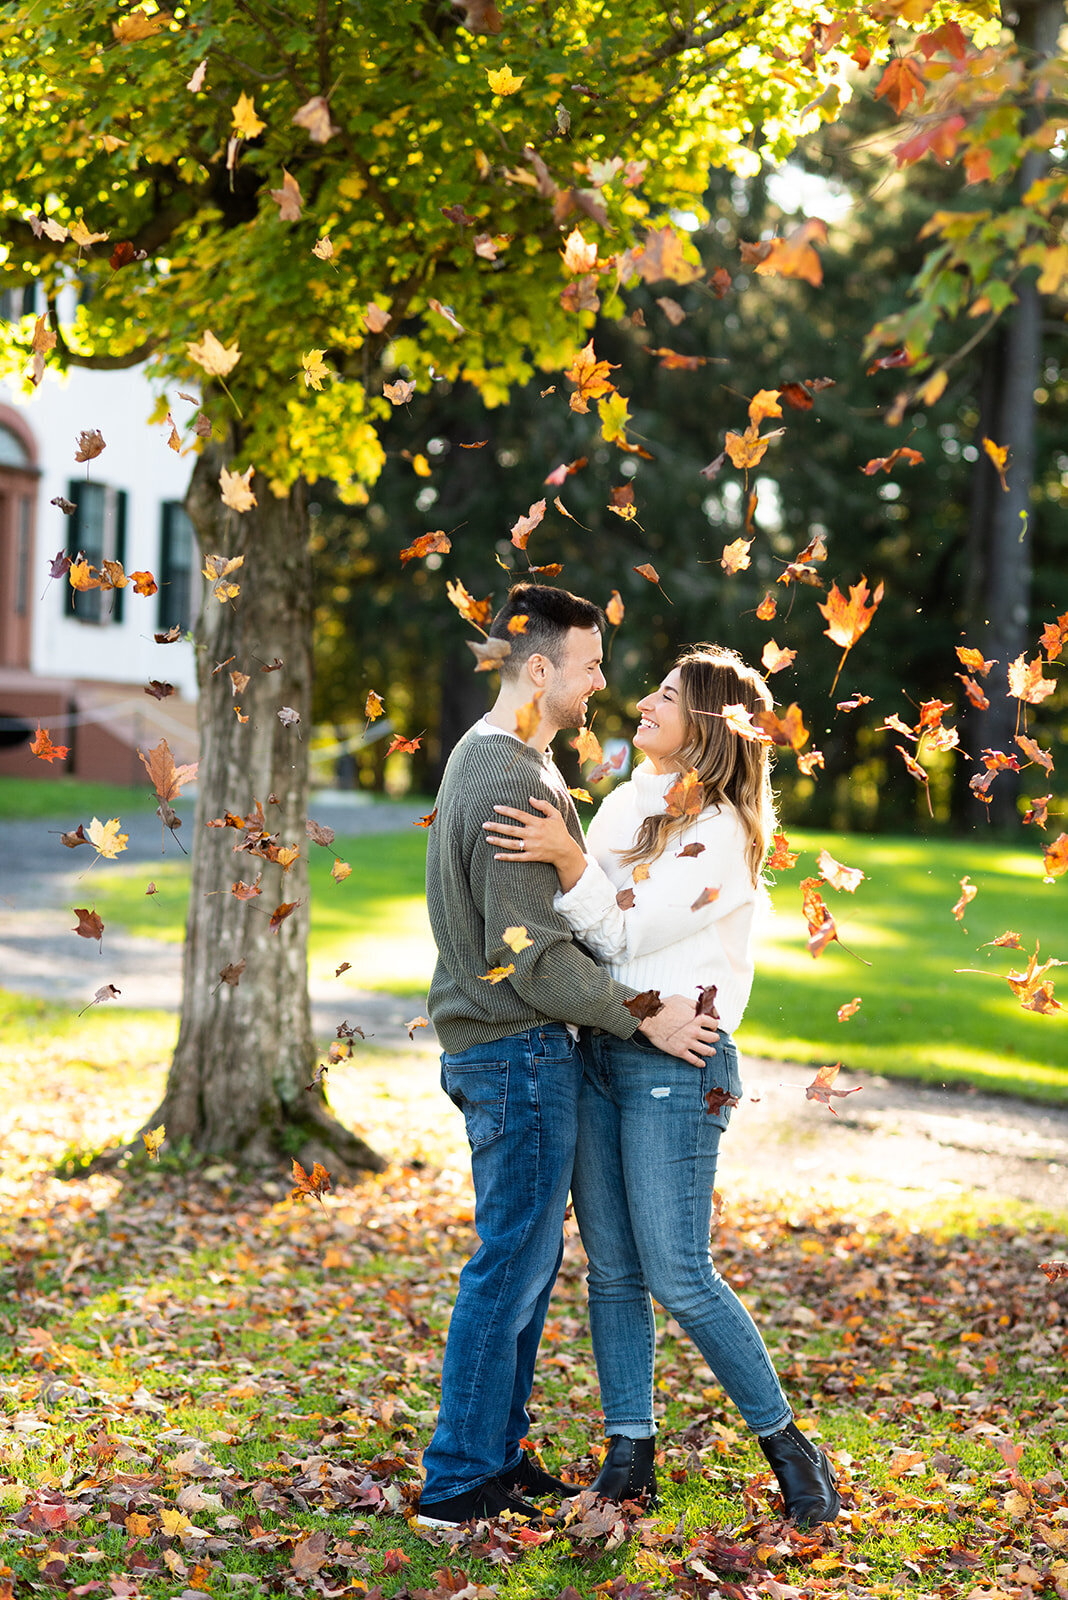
594, 667, 607, 691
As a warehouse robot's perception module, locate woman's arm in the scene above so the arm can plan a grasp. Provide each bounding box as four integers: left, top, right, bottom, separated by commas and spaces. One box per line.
483, 797, 589, 892
555, 808, 755, 965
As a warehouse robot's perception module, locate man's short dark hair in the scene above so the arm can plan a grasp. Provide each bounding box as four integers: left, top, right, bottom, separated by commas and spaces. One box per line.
488, 583, 605, 680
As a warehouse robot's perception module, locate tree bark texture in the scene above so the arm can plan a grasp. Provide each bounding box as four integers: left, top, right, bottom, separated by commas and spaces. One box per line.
153, 440, 384, 1177
963, 0, 1063, 828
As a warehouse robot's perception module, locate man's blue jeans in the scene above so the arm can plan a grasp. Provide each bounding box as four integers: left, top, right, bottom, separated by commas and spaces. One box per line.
570, 1027, 792, 1439
421, 1023, 582, 1501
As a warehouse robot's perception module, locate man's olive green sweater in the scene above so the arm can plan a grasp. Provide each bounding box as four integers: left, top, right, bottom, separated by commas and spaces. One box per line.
426, 723, 641, 1055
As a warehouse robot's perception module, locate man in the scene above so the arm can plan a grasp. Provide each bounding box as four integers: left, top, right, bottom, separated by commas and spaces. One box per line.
417, 582, 719, 1528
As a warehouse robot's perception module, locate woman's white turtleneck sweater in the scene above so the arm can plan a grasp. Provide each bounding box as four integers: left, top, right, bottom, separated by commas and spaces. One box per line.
553, 762, 759, 1035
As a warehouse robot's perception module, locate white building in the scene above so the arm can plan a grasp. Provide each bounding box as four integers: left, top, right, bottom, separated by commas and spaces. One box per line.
1, 287, 200, 782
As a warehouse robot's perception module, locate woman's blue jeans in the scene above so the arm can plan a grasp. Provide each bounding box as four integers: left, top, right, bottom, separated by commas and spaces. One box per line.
421, 1023, 582, 1501
571, 1027, 792, 1439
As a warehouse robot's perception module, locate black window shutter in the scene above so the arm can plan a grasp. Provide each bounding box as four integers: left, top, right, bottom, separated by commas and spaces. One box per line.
65, 480, 83, 617
113, 489, 127, 624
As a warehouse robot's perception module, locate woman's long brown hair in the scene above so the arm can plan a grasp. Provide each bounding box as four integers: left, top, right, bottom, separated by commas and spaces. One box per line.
618, 645, 777, 886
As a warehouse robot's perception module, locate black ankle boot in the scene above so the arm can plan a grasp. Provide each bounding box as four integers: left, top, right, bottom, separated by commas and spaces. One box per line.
759, 1422, 840, 1528
592, 1435, 658, 1503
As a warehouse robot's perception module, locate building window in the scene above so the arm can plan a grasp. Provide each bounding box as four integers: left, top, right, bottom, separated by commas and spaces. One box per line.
66, 481, 127, 625
158, 501, 199, 633
0, 286, 39, 323
14, 497, 31, 617
0, 425, 30, 469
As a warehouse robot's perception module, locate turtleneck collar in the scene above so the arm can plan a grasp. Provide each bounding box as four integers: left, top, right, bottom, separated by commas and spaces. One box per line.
628, 759, 680, 799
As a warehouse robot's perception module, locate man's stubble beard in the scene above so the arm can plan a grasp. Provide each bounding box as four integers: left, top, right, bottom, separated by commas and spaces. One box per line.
542, 685, 589, 736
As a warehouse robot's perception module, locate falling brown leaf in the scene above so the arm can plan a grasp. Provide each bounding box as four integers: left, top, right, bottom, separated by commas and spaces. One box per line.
624, 990, 664, 1021
837, 997, 862, 1021
691, 886, 721, 911
138, 740, 198, 803
269, 901, 300, 933
291, 95, 338, 143
73, 907, 104, 944
269, 169, 303, 220
74, 428, 106, 463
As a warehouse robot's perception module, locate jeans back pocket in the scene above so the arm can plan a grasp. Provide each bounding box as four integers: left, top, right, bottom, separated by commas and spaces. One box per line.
441, 1056, 508, 1150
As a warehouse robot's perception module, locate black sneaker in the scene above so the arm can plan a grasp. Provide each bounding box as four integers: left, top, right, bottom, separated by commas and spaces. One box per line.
415, 1477, 545, 1529
499, 1450, 582, 1499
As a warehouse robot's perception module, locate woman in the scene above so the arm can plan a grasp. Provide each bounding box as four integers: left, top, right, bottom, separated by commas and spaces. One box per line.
483, 645, 839, 1528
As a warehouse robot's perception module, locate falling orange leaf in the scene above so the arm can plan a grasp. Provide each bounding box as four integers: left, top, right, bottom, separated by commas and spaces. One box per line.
982, 436, 1010, 491
767, 831, 799, 870
951, 876, 978, 920
31, 725, 69, 764
665, 767, 703, 820
753, 218, 829, 287
818, 576, 884, 693
761, 640, 796, 675
817, 848, 864, 893
1007, 654, 1056, 704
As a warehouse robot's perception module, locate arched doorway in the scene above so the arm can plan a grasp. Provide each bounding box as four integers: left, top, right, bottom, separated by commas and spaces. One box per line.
0, 406, 40, 672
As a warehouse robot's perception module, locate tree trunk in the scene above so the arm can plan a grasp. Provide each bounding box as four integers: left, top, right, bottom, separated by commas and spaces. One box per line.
963, 0, 1062, 829
149, 440, 384, 1178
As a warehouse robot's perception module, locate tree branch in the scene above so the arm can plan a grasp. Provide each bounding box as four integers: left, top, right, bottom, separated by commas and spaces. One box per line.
230, 0, 401, 225
620, 0, 775, 79
47, 294, 157, 370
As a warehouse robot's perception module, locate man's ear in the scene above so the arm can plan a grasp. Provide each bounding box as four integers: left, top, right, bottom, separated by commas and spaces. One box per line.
526, 652, 550, 686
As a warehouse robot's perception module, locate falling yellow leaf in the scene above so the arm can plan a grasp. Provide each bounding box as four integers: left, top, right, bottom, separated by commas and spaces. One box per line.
479, 962, 516, 984
87, 816, 129, 859
920, 369, 948, 406
486, 64, 525, 94
411, 453, 432, 477
365, 690, 384, 721
301, 349, 329, 390
331, 859, 352, 883
69, 219, 110, 247
187, 330, 241, 378
598, 391, 631, 445
231, 92, 266, 139
219, 465, 257, 512
721, 538, 753, 575
202, 553, 245, 601
502, 925, 533, 953
142, 1125, 165, 1160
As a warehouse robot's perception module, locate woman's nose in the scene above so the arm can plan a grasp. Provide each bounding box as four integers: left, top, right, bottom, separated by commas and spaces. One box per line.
636, 692, 653, 712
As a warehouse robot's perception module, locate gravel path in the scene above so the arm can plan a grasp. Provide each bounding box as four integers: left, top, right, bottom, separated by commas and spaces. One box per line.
3, 799, 1066, 1216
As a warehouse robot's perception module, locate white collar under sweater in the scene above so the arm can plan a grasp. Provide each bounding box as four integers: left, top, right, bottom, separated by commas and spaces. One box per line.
553, 762, 759, 1036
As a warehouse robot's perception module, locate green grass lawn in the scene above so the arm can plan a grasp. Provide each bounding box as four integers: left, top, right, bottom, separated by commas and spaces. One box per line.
72, 822, 1067, 1101
0, 774, 159, 820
